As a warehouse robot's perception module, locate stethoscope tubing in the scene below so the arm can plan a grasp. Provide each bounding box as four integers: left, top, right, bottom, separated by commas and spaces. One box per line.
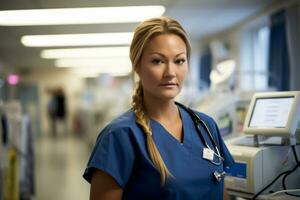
175, 102, 224, 165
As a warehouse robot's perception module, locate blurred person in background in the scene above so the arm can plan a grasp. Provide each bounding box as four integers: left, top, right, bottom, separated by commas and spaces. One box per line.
83, 16, 234, 200
46, 87, 58, 137
47, 86, 67, 137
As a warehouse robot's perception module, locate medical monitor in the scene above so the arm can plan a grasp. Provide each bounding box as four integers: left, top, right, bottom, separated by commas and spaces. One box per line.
243, 91, 300, 137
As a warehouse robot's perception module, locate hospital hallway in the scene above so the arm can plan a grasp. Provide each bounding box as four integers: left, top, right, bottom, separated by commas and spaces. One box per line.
33, 134, 90, 200
1, 0, 300, 199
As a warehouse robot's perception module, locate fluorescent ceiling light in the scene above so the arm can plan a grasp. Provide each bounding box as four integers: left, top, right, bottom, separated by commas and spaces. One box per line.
74, 71, 130, 78
0, 6, 165, 26
110, 73, 131, 77
21, 32, 133, 47
55, 57, 131, 67
41, 47, 130, 59
55, 58, 132, 73
75, 72, 99, 78
72, 65, 132, 75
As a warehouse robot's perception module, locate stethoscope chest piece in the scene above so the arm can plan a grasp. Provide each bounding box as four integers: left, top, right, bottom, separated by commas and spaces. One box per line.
213, 171, 226, 182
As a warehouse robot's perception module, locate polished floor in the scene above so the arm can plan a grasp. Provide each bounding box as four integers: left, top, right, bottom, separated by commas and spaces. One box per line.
33, 134, 91, 200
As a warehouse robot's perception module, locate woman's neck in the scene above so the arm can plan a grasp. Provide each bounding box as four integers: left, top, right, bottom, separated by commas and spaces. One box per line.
143, 95, 179, 123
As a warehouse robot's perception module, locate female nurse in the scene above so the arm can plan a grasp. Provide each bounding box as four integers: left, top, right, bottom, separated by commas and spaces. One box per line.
83, 16, 234, 200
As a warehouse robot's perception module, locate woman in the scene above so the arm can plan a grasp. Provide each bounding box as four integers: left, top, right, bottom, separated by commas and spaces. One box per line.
83, 16, 234, 200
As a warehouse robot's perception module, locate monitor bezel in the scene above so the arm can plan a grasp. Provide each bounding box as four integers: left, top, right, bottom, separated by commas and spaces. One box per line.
243, 91, 300, 137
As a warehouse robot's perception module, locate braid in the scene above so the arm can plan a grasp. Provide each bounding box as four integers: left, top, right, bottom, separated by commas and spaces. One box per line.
132, 82, 173, 185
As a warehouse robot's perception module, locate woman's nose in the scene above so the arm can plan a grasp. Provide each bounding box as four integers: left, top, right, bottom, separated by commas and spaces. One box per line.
164, 62, 176, 78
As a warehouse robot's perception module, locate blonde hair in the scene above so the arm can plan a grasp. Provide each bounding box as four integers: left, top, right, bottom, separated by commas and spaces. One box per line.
130, 17, 191, 185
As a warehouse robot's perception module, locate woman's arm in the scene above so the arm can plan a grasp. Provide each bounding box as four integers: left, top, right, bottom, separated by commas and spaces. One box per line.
90, 169, 123, 200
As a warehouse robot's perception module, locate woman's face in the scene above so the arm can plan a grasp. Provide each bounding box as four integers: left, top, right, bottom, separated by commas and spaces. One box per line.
135, 33, 188, 102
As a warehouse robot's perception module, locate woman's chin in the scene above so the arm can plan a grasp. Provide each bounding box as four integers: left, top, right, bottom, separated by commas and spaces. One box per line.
159, 91, 180, 100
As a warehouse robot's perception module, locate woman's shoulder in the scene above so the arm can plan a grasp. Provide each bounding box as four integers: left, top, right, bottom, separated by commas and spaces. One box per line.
97, 109, 140, 139
109, 109, 136, 128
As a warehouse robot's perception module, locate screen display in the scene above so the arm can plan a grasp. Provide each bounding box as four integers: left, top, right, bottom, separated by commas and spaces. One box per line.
226, 162, 247, 179
249, 97, 294, 128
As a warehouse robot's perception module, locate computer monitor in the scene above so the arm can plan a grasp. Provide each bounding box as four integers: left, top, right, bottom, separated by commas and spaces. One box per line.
243, 91, 300, 137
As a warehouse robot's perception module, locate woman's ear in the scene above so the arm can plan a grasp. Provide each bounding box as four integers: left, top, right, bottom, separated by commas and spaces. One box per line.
133, 64, 141, 82
133, 72, 140, 83
134, 63, 141, 74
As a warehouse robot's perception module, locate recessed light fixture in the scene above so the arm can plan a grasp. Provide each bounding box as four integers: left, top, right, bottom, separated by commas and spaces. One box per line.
21, 32, 134, 47
0, 6, 165, 26
72, 69, 100, 78
41, 47, 130, 59
76, 73, 100, 78
55, 57, 132, 70
71, 65, 132, 75
73, 70, 130, 78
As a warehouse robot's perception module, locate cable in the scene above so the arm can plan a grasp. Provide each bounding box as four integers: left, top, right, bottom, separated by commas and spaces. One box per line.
291, 145, 300, 166
251, 145, 300, 200
269, 189, 300, 197
281, 145, 300, 197
281, 165, 300, 197
251, 170, 290, 200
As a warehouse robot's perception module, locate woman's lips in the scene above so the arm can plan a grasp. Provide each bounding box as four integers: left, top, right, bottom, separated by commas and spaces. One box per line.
159, 83, 178, 88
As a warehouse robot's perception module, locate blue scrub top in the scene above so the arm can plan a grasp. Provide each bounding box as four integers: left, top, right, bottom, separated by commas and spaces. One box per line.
83, 106, 234, 200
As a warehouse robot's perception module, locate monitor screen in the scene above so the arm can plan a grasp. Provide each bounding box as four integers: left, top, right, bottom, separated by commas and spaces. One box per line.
249, 97, 294, 128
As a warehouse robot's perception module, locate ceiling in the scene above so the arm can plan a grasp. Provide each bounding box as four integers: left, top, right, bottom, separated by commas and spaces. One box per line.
0, 0, 274, 70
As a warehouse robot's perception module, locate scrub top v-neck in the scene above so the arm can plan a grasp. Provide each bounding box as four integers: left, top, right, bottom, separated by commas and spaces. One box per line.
83, 106, 234, 200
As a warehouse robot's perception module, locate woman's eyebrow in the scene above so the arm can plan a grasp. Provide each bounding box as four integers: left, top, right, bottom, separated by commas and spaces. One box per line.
149, 52, 166, 58
175, 52, 186, 57
149, 52, 186, 58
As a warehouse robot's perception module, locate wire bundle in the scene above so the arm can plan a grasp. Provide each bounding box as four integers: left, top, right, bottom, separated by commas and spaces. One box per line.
251, 145, 300, 200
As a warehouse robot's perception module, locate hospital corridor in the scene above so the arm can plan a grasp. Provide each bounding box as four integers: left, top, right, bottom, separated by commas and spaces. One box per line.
33, 135, 90, 200
1, 0, 300, 200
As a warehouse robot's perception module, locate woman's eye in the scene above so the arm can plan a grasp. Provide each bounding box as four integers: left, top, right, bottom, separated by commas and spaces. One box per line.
175, 59, 186, 65
151, 59, 164, 65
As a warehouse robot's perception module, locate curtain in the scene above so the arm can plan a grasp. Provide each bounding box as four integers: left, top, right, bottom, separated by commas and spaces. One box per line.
268, 10, 290, 91
199, 47, 212, 89
286, 5, 300, 90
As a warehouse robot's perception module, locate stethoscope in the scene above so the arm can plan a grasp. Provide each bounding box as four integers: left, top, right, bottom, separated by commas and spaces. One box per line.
175, 102, 226, 182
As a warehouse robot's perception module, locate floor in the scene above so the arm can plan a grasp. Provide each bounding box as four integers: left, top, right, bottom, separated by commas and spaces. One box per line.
33, 135, 91, 200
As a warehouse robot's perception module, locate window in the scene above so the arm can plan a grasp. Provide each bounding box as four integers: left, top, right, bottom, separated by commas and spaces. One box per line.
253, 26, 270, 89
240, 19, 270, 91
